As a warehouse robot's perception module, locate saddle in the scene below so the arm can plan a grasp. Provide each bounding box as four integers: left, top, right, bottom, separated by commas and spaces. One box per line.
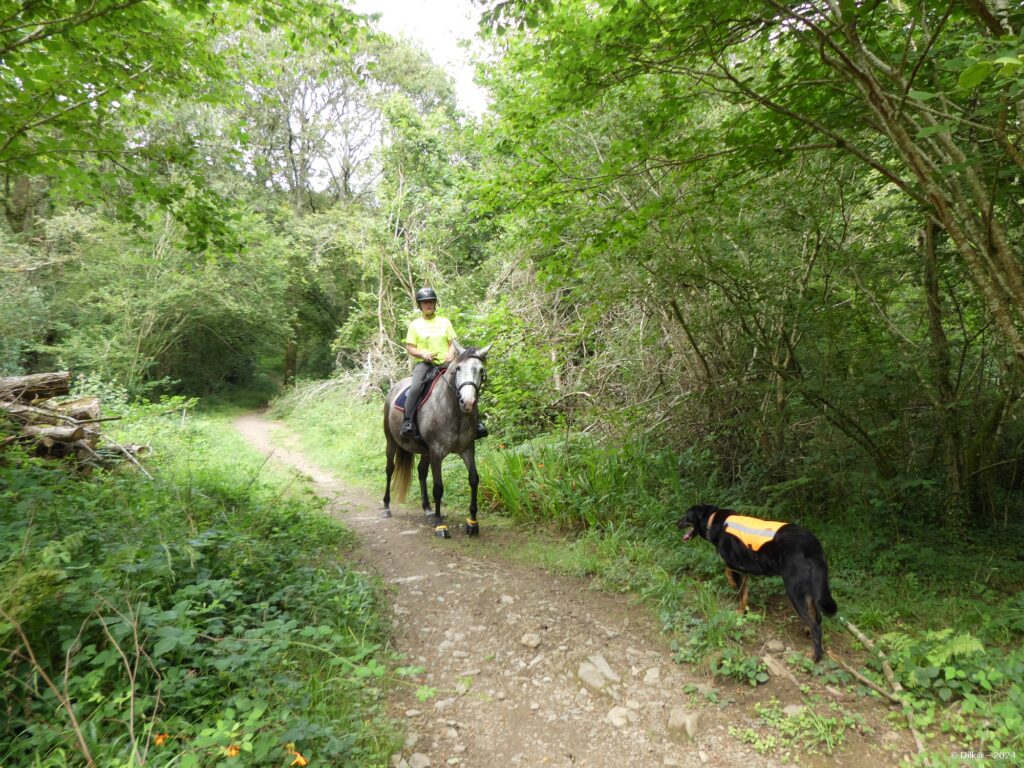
393, 365, 447, 419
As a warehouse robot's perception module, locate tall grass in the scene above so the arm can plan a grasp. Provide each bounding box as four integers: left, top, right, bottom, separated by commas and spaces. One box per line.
0, 400, 401, 767
270, 378, 389, 489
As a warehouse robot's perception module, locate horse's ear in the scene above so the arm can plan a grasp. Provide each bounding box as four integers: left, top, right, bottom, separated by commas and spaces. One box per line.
453, 341, 465, 356
477, 343, 492, 359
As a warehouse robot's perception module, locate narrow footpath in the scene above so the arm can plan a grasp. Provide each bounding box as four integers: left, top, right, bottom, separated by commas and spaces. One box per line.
234, 411, 912, 768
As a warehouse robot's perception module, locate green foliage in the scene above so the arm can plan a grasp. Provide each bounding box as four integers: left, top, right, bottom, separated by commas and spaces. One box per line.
0, 232, 46, 373
29, 208, 292, 396
0, 407, 399, 766
732, 698, 867, 757
710, 648, 770, 688
468, 302, 559, 441
477, 0, 1024, 531
673, 583, 760, 666
880, 630, 1024, 751
0, 0, 359, 191
482, 434, 714, 532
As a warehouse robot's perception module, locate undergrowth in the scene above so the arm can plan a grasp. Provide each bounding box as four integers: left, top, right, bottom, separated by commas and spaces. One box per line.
0, 397, 400, 767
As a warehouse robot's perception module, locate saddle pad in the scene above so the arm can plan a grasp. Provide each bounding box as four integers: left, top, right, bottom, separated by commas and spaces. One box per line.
393, 367, 446, 414
723, 515, 788, 551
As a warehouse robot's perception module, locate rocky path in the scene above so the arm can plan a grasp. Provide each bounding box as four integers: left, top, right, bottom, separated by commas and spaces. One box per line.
233, 412, 911, 768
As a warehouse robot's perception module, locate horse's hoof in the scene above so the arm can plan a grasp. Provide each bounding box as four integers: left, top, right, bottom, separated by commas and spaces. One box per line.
434, 525, 451, 539
465, 519, 479, 537
381, 508, 392, 519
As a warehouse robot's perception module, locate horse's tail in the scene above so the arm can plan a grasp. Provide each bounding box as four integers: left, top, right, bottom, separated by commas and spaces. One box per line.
393, 446, 413, 503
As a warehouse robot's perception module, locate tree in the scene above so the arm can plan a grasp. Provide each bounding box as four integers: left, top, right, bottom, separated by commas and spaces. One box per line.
474, 0, 1024, 524
484, 0, 1024, 362
0, 0, 359, 224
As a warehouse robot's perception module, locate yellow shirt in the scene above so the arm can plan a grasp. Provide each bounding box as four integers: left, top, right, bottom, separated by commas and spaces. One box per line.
723, 515, 787, 551
405, 316, 456, 364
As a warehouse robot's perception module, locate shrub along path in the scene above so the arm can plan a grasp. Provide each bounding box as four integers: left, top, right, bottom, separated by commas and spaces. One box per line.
234, 411, 916, 768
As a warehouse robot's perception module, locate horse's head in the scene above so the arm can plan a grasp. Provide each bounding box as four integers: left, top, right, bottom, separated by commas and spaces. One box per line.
451, 342, 491, 413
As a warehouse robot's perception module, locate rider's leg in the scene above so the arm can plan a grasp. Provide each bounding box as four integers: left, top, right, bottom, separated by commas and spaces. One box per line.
401, 362, 432, 437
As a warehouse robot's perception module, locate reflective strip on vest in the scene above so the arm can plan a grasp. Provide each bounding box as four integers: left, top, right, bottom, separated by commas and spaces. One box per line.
723, 515, 787, 551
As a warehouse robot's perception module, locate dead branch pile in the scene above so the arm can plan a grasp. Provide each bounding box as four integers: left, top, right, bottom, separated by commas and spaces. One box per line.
0, 371, 144, 473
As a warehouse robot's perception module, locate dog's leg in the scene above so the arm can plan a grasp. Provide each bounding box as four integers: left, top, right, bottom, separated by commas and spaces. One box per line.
804, 595, 824, 662
786, 582, 824, 662
738, 575, 750, 614
725, 567, 740, 589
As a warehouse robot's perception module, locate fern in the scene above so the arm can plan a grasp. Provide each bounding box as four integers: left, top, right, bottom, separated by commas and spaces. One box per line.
925, 630, 985, 666
880, 630, 915, 656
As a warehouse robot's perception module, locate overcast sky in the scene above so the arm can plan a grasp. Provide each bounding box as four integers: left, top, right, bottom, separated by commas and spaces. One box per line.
351, 0, 490, 116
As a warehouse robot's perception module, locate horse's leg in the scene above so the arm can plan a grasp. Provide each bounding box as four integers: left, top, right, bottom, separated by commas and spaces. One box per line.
430, 452, 450, 538
418, 454, 431, 514
461, 447, 480, 536
382, 438, 396, 519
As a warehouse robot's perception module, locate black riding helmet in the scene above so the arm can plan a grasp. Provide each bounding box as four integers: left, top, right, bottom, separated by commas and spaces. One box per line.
415, 287, 438, 306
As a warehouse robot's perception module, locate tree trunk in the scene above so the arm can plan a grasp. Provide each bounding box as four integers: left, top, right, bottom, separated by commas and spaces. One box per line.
283, 340, 298, 388
922, 219, 968, 529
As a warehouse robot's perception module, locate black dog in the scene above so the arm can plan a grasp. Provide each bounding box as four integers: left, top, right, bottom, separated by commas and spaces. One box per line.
677, 504, 837, 662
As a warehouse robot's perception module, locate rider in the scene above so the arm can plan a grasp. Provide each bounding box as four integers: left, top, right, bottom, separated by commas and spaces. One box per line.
400, 287, 488, 440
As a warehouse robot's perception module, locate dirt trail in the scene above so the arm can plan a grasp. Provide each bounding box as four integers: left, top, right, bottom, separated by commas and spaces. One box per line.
233, 412, 912, 768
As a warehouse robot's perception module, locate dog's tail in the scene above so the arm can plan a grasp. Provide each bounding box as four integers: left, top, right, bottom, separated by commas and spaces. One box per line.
816, 564, 838, 617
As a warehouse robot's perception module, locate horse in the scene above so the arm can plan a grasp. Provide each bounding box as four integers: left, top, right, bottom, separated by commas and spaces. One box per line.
382, 342, 491, 537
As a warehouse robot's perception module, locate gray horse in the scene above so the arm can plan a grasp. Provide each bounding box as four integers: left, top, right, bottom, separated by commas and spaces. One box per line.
382, 343, 491, 537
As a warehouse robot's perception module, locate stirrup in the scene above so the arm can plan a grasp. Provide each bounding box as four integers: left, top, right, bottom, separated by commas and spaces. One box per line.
400, 421, 418, 438
475, 421, 489, 439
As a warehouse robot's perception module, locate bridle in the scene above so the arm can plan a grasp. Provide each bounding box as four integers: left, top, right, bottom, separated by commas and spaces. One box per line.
445, 354, 487, 409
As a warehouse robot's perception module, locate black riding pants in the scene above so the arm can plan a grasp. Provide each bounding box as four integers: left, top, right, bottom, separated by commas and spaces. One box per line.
403, 362, 436, 422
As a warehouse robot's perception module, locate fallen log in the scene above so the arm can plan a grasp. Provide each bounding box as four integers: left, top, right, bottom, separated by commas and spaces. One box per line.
0, 371, 144, 476
0, 400, 77, 426
0, 399, 119, 426
23, 424, 86, 443
0, 371, 71, 402
56, 396, 100, 422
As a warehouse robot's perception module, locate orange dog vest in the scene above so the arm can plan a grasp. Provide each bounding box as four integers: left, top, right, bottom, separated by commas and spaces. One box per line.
723, 515, 787, 551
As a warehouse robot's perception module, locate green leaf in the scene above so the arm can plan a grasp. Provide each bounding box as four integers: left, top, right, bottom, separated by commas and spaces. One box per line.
916, 123, 955, 138
415, 684, 437, 702
958, 61, 992, 90
907, 89, 937, 101
153, 635, 179, 658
